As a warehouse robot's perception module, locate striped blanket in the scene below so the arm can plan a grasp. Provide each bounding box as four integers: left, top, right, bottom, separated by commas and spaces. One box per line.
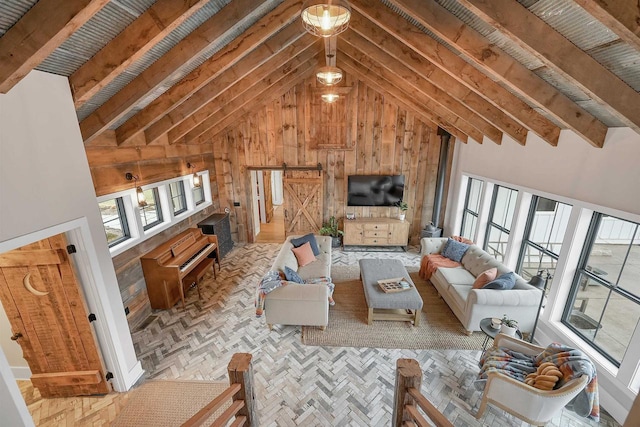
478, 342, 599, 421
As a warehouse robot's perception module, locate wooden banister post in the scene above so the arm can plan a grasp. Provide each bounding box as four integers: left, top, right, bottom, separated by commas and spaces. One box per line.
393, 358, 422, 427
227, 353, 256, 426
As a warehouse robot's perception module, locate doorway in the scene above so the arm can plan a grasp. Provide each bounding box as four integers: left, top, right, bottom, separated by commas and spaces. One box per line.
252, 170, 285, 243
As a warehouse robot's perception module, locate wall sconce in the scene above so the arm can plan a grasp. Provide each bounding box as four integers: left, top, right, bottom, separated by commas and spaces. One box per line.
187, 162, 201, 188
321, 93, 339, 103
301, 0, 351, 37
316, 66, 343, 86
125, 172, 147, 207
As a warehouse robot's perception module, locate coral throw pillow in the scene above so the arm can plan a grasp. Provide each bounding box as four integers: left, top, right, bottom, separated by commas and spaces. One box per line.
291, 242, 316, 267
472, 268, 498, 289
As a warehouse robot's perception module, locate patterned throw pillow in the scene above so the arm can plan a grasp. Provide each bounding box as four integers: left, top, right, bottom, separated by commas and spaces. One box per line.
441, 237, 470, 262
291, 242, 316, 267
473, 268, 498, 289
284, 266, 305, 284
483, 271, 516, 290
290, 233, 320, 256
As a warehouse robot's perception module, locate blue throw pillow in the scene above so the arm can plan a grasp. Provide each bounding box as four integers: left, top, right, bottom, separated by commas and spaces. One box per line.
291, 233, 320, 256
483, 272, 516, 290
284, 266, 305, 284
441, 238, 470, 262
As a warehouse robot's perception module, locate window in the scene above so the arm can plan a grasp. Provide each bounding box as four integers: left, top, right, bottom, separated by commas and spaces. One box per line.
99, 198, 130, 247
563, 214, 640, 366
193, 183, 205, 206
139, 187, 163, 230
460, 178, 483, 240
169, 181, 187, 215
483, 186, 518, 263
517, 196, 572, 280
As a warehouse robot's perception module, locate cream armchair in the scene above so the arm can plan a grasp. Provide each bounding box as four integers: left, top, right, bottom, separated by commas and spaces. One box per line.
476, 334, 589, 426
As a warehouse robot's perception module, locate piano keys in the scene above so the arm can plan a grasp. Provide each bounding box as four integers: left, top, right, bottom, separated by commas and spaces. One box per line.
140, 228, 218, 309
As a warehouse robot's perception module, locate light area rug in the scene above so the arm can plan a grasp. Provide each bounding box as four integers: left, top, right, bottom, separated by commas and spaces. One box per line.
302, 265, 486, 350
112, 380, 230, 426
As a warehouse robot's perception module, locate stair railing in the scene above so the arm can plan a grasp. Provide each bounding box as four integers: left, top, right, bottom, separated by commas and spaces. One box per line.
393, 358, 454, 427
182, 353, 256, 427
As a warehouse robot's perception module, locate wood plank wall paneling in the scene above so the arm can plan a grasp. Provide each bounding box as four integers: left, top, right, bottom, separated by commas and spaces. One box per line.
86, 145, 221, 329
212, 76, 450, 245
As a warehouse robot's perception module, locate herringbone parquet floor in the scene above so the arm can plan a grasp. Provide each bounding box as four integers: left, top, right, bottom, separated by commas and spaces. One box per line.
18, 243, 621, 426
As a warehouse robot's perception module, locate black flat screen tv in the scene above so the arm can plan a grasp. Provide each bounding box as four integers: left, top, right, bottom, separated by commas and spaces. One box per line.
347, 175, 405, 207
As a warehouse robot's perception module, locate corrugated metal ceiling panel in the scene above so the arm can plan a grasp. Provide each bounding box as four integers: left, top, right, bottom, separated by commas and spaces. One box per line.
433, 0, 496, 37
0, 0, 37, 36
103, 0, 284, 128
576, 99, 626, 128
589, 41, 640, 92
36, 0, 156, 76
532, 67, 590, 102
528, 0, 619, 51
485, 30, 545, 70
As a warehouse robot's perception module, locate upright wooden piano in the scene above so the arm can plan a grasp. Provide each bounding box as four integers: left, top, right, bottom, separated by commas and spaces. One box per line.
140, 228, 218, 309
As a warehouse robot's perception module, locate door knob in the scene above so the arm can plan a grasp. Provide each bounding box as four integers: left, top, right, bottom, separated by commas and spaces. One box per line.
10, 332, 22, 341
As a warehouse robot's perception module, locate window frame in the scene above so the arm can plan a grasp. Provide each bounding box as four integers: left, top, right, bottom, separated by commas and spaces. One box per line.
139, 187, 164, 231
516, 195, 569, 280
169, 180, 188, 216
561, 213, 640, 367
483, 185, 517, 261
100, 197, 131, 248
192, 179, 205, 206
459, 178, 483, 240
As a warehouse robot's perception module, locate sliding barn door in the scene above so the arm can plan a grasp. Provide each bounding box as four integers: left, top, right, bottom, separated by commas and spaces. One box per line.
0, 233, 110, 397
283, 170, 324, 236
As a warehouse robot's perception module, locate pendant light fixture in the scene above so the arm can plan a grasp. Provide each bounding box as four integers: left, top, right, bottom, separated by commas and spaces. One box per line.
125, 172, 147, 207
301, 0, 351, 37
321, 93, 340, 103
316, 65, 343, 86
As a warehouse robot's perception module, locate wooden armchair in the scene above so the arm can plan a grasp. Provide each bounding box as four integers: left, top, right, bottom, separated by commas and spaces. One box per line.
476, 334, 589, 426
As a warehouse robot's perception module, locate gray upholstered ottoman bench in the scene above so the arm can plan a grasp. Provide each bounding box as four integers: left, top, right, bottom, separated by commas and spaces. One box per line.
359, 259, 423, 326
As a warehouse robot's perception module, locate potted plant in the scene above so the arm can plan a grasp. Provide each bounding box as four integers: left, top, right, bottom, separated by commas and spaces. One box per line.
319, 216, 344, 248
500, 314, 518, 337
396, 201, 408, 221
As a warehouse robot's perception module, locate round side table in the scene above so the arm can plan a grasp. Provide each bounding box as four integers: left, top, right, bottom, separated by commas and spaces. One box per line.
479, 318, 522, 351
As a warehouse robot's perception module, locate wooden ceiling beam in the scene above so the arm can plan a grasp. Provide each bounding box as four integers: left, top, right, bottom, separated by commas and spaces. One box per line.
79, 0, 276, 144
342, 29, 528, 145
347, 4, 560, 146
339, 61, 467, 143
177, 51, 322, 144
0, 0, 109, 93
115, 0, 303, 146
144, 30, 314, 145
386, 0, 608, 148
460, 0, 640, 134
168, 44, 321, 144
85, 144, 211, 167
339, 47, 487, 144
70, 0, 210, 107
573, 0, 640, 52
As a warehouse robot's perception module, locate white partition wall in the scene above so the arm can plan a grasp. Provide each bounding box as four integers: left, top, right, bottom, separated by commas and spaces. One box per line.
0, 71, 144, 423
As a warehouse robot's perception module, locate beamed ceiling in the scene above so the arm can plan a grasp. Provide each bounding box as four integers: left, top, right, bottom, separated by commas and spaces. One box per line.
1, 0, 639, 149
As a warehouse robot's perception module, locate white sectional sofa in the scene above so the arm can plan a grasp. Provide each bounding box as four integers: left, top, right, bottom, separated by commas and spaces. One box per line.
421, 237, 542, 334
264, 235, 332, 329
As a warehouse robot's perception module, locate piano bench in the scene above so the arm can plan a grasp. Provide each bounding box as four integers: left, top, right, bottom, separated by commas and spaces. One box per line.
183, 258, 215, 302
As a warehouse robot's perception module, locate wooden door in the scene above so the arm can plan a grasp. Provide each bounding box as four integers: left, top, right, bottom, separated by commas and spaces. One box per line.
283, 170, 324, 236
0, 233, 110, 397
263, 171, 274, 223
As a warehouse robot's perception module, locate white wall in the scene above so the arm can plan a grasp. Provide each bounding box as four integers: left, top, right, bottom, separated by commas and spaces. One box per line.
0, 71, 143, 423
447, 129, 640, 424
